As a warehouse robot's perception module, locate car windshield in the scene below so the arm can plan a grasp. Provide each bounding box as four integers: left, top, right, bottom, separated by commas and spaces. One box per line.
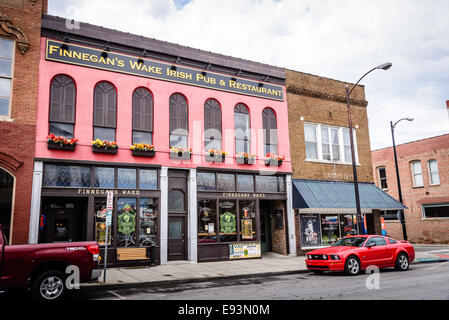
332, 237, 366, 247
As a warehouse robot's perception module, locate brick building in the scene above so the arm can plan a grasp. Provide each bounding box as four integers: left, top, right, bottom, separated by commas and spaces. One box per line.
286, 69, 405, 254
372, 133, 449, 244
0, 0, 47, 244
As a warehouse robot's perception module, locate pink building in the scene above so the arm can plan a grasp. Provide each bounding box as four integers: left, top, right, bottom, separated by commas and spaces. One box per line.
372, 133, 449, 244
28, 16, 295, 266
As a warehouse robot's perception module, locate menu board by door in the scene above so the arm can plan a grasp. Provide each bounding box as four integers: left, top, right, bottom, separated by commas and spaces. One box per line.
229, 242, 261, 260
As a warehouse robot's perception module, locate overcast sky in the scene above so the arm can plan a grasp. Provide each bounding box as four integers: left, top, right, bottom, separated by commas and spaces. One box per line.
48, 0, 449, 150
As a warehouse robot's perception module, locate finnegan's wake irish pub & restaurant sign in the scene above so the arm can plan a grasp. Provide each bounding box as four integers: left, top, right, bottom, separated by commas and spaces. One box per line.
45, 39, 284, 101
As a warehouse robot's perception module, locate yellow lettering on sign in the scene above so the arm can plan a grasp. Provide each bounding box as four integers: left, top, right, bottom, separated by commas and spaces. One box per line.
49, 44, 59, 55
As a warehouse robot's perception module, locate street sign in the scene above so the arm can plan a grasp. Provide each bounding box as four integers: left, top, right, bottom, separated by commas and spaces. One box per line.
104, 191, 113, 283
106, 191, 113, 210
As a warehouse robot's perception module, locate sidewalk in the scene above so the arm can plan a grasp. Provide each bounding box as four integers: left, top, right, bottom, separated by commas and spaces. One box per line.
82, 251, 449, 291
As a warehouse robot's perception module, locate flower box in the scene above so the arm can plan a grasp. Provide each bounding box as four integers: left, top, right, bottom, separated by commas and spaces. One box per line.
92, 146, 118, 154
132, 150, 156, 157
46, 134, 78, 151
205, 150, 226, 163
47, 140, 76, 151
169, 147, 191, 160
265, 154, 285, 167
236, 153, 256, 165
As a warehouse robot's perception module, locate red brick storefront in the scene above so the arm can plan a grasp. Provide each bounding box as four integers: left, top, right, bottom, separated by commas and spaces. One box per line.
372, 133, 449, 244
0, 0, 46, 244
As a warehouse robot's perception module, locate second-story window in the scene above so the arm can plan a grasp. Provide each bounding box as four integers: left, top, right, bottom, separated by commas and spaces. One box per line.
378, 167, 388, 190
93, 81, 117, 141
204, 98, 222, 151
234, 103, 250, 154
132, 88, 153, 144
428, 159, 440, 185
169, 93, 188, 148
49, 75, 76, 138
411, 161, 423, 187
0, 38, 14, 118
262, 108, 278, 155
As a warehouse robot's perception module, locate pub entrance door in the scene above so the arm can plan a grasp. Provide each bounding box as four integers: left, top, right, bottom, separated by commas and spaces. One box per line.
168, 215, 186, 261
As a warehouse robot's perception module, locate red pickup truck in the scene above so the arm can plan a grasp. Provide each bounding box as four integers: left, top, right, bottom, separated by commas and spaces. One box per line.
0, 225, 101, 300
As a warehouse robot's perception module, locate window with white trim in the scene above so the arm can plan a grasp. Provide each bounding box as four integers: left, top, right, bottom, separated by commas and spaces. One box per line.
378, 167, 388, 190
423, 203, 449, 219
427, 159, 440, 185
411, 161, 423, 187
304, 123, 358, 164
0, 38, 14, 117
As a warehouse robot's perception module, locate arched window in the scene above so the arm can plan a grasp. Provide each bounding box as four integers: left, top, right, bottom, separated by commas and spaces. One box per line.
49, 74, 76, 138
0, 167, 14, 244
93, 81, 117, 141
262, 107, 278, 155
204, 98, 222, 151
169, 93, 188, 148
132, 88, 153, 144
234, 103, 250, 154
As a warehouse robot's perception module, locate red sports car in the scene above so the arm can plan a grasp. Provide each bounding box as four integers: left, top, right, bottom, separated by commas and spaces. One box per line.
305, 235, 415, 275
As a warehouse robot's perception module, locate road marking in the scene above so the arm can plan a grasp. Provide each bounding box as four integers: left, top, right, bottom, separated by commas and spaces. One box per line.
426, 250, 449, 253
424, 261, 449, 270
108, 290, 126, 300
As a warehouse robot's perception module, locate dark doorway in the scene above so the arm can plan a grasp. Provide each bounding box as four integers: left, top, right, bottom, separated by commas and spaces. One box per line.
0, 168, 14, 244
168, 215, 186, 261
259, 201, 272, 253
39, 197, 88, 243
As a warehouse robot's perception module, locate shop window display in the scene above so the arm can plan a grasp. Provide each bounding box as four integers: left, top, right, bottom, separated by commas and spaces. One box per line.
94, 198, 111, 245
239, 200, 256, 241
197, 199, 217, 243
300, 214, 321, 247
117, 198, 137, 247
138, 198, 158, 246
340, 214, 358, 237
219, 200, 237, 242
320, 215, 340, 245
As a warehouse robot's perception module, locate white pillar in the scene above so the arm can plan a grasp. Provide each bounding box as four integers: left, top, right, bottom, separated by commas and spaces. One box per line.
286, 175, 297, 256
160, 167, 168, 264
28, 161, 43, 244
188, 168, 197, 263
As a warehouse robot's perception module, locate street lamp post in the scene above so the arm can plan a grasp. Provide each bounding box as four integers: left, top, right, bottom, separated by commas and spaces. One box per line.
390, 117, 414, 240
345, 62, 392, 235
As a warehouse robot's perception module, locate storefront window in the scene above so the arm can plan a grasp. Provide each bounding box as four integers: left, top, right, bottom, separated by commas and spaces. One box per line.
44, 164, 91, 187
300, 214, 321, 247
320, 215, 340, 245
117, 198, 137, 247
255, 175, 279, 193
138, 198, 158, 246
197, 199, 217, 243
236, 175, 254, 192
118, 168, 136, 189
340, 214, 358, 236
239, 200, 256, 241
219, 200, 237, 242
94, 198, 111, 245
197, 172, 216, 191
139, 169, 157, 190
95, 167, 114, 188
217, 173, 235, 191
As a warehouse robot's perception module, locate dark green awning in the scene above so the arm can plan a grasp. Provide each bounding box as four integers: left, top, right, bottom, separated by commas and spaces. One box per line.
292, 179, 407, 211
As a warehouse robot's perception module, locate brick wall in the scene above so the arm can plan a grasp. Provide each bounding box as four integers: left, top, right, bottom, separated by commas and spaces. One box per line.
0, 0, 47, 243
372, 134, 449, 243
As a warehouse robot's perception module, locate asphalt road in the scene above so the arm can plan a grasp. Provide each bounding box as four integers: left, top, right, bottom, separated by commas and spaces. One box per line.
79, 260, 449, 300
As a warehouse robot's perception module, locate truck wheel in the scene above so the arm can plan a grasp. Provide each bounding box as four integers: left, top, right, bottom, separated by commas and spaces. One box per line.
32, 270, 67, 301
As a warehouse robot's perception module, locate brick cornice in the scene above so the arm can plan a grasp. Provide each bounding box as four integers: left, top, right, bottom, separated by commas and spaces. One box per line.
0, 151, 23, 174
287, 85, 368, 107
0, 12, 29, 54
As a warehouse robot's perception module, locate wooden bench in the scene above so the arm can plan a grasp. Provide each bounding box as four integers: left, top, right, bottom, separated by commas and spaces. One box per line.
116, 248, 149, 268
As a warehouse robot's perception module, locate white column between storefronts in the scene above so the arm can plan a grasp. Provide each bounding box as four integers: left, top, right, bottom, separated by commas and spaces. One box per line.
28, 161, 43, 244
286, 175, 297, 256
160, 167, 168, 264
188, 168, 197, 263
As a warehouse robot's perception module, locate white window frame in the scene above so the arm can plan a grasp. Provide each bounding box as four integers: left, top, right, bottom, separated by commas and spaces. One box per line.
304, 122, 359, 165
0, 37, 15, 120
377, 166, 388, 190
422, 203, 449, 220
427, 159, 440, 186
411, 161, 424, 187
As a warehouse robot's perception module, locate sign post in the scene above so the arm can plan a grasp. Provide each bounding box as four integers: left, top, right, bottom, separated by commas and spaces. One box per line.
103, 191, 113, 283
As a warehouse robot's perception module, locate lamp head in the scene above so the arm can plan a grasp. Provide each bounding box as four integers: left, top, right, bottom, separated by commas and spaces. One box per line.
376, 62, 392, 70
407, 117, 414, 122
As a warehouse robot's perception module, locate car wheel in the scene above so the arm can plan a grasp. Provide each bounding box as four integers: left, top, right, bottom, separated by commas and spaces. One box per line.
344, 256, 360, 276
32, 270, 67, 301
395, 252, 409, 271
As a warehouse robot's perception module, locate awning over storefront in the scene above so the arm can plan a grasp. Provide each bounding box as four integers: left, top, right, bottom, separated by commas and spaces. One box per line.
292, 179, 407, 211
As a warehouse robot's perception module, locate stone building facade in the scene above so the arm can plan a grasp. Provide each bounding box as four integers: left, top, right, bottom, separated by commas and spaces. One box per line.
372, 133, 449, 244
0, 0, 47, 244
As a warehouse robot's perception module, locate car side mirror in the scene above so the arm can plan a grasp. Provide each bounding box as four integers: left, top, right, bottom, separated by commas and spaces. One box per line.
366, 243, 376, 248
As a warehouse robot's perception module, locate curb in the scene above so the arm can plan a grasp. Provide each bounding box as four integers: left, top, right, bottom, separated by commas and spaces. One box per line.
412, 258, 449, 264
81, 269, 309, 293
